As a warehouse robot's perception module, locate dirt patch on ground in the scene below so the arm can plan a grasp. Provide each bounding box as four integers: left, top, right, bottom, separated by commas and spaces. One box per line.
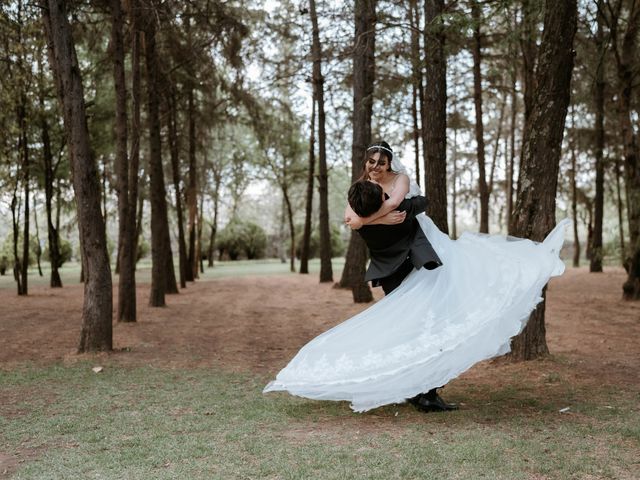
1, 267, 638, 389
1, 267, 639, 478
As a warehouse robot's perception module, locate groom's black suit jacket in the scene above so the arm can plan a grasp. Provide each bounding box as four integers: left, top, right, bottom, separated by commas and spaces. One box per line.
356, 196, 442, 286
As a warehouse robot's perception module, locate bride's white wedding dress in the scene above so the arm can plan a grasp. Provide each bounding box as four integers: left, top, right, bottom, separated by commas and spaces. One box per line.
264, 184, 570, 412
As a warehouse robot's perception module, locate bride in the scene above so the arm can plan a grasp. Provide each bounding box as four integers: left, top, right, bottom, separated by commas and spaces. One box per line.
264, 141, 569, 413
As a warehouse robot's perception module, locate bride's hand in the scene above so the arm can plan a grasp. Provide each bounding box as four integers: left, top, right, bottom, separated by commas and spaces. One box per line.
377, 210, 406, 225
345, 216, 363, 230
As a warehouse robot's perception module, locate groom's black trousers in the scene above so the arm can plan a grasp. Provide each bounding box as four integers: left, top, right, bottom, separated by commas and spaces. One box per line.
380, 257, 414, 295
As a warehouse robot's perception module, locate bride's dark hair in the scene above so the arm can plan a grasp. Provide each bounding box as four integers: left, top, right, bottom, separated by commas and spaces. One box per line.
359, 141, 393, 180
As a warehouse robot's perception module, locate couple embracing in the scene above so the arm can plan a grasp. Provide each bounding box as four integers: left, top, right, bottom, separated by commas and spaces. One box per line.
265, 141, 570, 414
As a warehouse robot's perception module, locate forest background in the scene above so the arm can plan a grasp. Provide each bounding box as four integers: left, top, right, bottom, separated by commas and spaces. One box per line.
1, 0, 639, 351
1, 1, 640, 478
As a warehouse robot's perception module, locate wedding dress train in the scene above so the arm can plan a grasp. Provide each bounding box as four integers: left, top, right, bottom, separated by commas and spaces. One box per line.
264, 215, 570, 412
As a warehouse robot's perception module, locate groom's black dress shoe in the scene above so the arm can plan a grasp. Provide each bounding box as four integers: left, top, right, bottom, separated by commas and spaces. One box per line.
408, 393, 459, 412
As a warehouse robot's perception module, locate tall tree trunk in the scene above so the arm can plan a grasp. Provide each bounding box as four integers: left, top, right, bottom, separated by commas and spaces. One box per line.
488, 95, 507, 197
451, 125, 458, 239
207, 223, 215, 267
471, 1, 489, 233
507, 58, 518, 227
111, 0, 136, 322
16, 1, 29, 295
33, 196, 43, 277
11, 187, 23, 295
570, 108, 580, 268
300, 99, 315, 274
520, 0, 538, 122
590, 0, 605, 273
615, 157, 626, 265
102, 156, 108, 224
186, 86, 198, 282
42, 0, 113, 352
308, 0, 333, 283
613, 1, 640, 299
338, 0, 376, 302
409, 0, 422, 187
129, 2, 142, 280
283, 186, 296, 273
18, 95, 29, 296
509, 0, 577, 360
197, 187, 204, 274
41, 98, 62, 287
134, 182, 144, 263
144, 7, 176, 306
423, 0, 448, 233
207, 167, 221, 268
586, 201, 594, 260
38, 41, 63, 288
166, 86, 188, 288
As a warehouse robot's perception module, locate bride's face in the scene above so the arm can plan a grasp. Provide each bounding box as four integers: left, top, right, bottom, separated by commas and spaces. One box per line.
366, 152, 390, 181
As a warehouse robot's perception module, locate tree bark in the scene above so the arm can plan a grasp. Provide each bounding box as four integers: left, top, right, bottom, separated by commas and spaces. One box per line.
423, 0, 448, 233
300, 99, 315, 274
42, 0, 113, 352
615, 157, 625, 265
611, 0, 640, 299
410, 0, 422, 187
283, 186, 296, 273
507, 57, 517, 227
471, 1, 489, 233
39, 44, 63, 288
11, 186, 23, 295
451, 125, 458, 239
18, 95, 29, 296
166, 84, 188, 288
520, 0, 538, 122
570, 108, 580, 268
111, 0, 137, 322
509, 0, 577, 360
207, 165, 221, 268
338, 0, 376, 302
33, 196, 43, 277
590, 0, 605, 273
309, 0, 333, 283
186, 85, 198, 282
129, 0, 142, 278
144, 6, 177, 306
197, 186, 204, 274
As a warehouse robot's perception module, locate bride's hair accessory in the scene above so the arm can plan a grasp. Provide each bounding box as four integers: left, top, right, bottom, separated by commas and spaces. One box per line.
367, 144, 394, 156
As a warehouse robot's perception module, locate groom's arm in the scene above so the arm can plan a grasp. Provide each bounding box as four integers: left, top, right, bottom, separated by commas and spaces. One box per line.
399, 196, 427, 220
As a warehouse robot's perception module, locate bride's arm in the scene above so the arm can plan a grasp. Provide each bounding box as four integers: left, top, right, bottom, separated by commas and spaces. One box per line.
345, 203, 405, 229
359, 174, 409, 224
344, 175, 410, 229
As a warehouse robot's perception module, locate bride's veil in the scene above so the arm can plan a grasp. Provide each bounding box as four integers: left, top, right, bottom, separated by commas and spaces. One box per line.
390, 156, 422, 198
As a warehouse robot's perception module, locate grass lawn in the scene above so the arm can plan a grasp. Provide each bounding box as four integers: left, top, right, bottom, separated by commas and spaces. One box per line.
0, 257, 346, 290
1, 362, 638, 479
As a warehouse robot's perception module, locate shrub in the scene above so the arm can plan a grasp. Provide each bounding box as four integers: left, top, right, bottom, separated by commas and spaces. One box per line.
136, 238, 150, 263
295, 224, 345, 259
1, 234, 40, 268
217, 219, 267, 260
43, 238, 73, 268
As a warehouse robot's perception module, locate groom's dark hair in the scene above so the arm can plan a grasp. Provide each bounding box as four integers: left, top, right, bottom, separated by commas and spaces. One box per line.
348, 180, 383, 218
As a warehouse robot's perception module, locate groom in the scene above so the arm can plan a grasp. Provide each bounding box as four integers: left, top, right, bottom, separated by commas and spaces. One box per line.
345, 180, 457, 412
